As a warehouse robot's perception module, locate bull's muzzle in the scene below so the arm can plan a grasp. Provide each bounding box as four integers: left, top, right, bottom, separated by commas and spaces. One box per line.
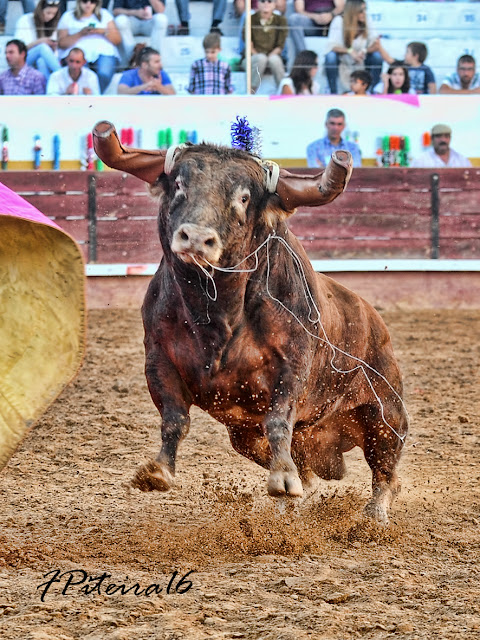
171, 223, 223, 266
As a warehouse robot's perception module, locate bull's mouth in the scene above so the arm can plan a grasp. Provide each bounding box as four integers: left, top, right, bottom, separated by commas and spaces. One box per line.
174, 251, 216, 268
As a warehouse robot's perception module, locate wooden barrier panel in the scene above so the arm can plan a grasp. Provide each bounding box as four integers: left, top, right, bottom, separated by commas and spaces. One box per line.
1, 168, 479, 262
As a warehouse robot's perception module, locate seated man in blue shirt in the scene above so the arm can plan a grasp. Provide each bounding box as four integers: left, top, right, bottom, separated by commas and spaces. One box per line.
307, 108, 362, 168
117, 46, 175, 95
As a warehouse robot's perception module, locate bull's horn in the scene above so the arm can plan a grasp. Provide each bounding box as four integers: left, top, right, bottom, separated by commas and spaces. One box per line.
275, 150, 353, 210
92, 121, 167, 184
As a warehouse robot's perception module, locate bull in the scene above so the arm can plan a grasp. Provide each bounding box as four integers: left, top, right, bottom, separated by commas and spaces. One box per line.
93, 121, 408, 523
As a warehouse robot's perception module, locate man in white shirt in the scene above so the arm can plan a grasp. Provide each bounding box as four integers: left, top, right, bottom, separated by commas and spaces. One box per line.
410, 124, 472, 168
47, 47, 100, 95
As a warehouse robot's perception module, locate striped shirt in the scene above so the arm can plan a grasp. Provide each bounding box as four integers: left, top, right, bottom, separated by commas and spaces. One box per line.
187, 58, 233, 95
441, 71, 480, 91
0, 64, 46, 95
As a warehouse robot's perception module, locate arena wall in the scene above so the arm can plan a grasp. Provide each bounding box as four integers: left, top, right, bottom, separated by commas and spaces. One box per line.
1, 169, 478, 310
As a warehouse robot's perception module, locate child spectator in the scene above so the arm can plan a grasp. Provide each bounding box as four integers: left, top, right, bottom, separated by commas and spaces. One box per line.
241, 0, 288, 94
278, 49, 319, 95
187, 32, 233, 95
376, 60, 415, 95
347, 68, 371, 95
404, 41, 436, 95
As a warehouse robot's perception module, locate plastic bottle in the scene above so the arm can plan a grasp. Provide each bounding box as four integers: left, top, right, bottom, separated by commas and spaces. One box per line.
1, 126, 8, 170
375, 136, 383, 168
382, 135, 390, 167
157, 130, 166, 149
53, 134, 60, 170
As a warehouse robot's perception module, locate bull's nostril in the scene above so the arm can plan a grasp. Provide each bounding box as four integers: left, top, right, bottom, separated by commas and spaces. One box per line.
204, 238, 215, 247
180, 231, 189, 241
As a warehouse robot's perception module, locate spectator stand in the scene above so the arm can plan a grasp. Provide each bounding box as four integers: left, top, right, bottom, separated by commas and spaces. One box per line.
1, 1, 480, 94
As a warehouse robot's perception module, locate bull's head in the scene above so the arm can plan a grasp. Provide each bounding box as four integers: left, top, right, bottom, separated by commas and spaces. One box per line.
93, 121, 353, 267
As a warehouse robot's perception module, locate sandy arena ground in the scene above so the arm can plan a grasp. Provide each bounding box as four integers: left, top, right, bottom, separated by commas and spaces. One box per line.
1, 306, 479, 639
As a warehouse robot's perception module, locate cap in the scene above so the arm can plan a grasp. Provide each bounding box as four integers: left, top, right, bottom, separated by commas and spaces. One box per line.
431, 124, 452, 136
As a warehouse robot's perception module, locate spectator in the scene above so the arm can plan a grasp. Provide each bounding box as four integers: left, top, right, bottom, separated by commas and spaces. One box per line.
410, 124, 471, 168
306, 107, 361, 168
187, 32, 233, 95
439, 54, 480, 95
0, 0, 35, 35
47, 46, 100, 94
236, 0, 286, 60
14, 0, 62, 81
235, 0, 287, 17
288, 0, 344, 57
58, 0, 112, 14
375, 60, 415, 95
347, 68, 370, 95
324, 0, 388, 95
117, 45, 175, 94
404, 41, 436, 95
241, 0, 288, 94
112, 0, 167, 68
278, 49, 320, 95
0, 39, 46, 94
57, 0, 121, 93
174, 0, 227, 36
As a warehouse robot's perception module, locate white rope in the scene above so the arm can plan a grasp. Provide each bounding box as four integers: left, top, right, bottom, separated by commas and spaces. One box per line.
189, 232, 408, 444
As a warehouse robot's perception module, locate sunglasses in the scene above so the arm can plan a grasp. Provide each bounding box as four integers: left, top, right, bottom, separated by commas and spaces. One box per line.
259, 0, 275, 3
80, 0, 98, 3
45, 0, 60, 4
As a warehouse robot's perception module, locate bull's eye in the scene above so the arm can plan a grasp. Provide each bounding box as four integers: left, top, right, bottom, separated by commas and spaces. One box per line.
174, 177, 185, 196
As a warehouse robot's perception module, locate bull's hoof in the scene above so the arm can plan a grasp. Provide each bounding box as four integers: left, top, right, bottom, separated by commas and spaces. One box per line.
363, 500, 389, 525
267, 471, 303, 498
131, 461, 174, 492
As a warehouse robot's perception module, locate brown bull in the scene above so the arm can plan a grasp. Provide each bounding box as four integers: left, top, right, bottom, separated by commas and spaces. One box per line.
93, 121, 408, 523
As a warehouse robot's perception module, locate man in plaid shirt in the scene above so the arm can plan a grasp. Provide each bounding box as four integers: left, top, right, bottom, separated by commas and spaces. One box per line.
187, 32, 233, 95
0, 40, 46, 95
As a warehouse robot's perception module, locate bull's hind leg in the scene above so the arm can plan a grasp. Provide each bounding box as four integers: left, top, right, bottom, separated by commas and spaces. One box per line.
131, 347, 191, 492
359, 404, 408, 524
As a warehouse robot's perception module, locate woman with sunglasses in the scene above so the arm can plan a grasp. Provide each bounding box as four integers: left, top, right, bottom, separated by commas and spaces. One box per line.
13, 0, 62, 80
57, 0, 121, 93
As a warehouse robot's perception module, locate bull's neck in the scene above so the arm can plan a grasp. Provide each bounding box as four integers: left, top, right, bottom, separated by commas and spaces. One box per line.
172, 260, 250, 329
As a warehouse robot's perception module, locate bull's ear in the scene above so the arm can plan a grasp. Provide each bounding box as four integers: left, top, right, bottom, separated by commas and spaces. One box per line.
275, 150, 353, 212
92, 121, 167, 184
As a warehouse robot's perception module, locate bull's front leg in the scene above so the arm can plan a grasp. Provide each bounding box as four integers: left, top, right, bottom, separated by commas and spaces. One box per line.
132, 346, 191, 492
263, 403, 303, 498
